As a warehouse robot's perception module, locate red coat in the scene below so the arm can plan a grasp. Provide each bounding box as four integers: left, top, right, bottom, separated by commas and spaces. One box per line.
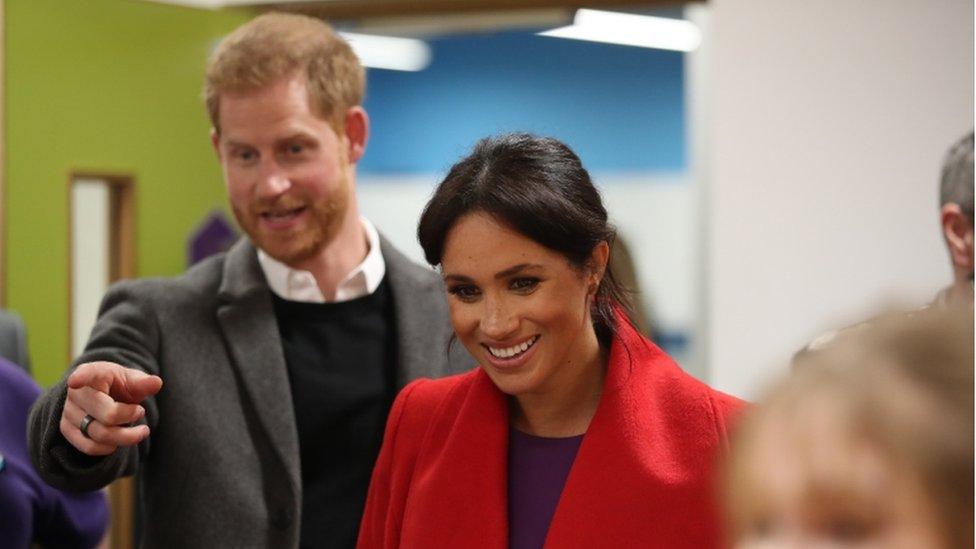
358, 320, 745, 548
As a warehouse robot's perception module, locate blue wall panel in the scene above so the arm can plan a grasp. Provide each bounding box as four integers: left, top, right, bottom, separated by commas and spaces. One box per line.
359, 29, 686, 175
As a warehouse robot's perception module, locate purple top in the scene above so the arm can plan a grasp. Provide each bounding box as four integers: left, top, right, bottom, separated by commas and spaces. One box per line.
507, 428, 584, 549
0, 358, 109, 548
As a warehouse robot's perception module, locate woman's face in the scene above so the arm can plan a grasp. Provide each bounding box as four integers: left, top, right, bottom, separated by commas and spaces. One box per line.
440, 212, 600, 397
734, 417, 946, 549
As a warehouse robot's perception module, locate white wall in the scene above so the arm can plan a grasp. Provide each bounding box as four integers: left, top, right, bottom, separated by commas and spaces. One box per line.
707, 0, 973, 398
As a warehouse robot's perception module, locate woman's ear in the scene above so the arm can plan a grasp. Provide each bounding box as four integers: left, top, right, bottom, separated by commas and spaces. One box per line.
588, 241, 611, 292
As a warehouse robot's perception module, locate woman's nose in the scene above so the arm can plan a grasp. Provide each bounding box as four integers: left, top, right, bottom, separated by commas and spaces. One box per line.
480, 299, 519, 340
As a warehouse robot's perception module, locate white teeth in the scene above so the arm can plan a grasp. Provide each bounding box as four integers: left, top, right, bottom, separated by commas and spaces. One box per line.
487, 336, 538, 359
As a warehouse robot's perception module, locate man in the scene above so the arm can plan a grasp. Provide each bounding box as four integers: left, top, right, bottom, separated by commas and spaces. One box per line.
28, 13, 472, 548
798, 131, 974, 358
934, 131, 973, 304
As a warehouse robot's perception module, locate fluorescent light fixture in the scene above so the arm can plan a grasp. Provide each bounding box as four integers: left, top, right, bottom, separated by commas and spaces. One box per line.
538, 9, 701, 52
338, 32, 432, 72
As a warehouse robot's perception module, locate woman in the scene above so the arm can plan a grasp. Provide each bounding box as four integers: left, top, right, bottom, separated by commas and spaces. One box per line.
358, 134, 743, 548
725, 307, 973, 549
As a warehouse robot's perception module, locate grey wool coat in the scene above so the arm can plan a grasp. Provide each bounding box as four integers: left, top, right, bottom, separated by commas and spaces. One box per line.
28, 237, 474, 548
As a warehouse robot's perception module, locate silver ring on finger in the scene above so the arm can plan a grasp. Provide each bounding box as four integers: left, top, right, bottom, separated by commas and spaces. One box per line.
80, 414, 96, 440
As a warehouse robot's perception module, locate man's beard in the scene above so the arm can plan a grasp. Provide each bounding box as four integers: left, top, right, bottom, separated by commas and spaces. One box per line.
233, 185, 349, 267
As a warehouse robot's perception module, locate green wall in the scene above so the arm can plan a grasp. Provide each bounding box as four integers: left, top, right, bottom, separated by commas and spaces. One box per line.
5, 0, 253, 386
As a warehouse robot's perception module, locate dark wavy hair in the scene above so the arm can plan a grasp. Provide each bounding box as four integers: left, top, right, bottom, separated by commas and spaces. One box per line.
417, 133, 632, 346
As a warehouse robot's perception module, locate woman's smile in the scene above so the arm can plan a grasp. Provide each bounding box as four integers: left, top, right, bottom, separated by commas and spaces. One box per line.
482, 335, 541, 369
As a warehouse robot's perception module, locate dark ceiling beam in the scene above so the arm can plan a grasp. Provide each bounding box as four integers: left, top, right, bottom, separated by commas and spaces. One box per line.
256, 1, 688, 20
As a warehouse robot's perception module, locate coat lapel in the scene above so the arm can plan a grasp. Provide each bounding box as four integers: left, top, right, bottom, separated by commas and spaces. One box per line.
404, 370, 510, 548
215, 239, 302, 501
543, 328, 643, 547
543, 323, 724, 547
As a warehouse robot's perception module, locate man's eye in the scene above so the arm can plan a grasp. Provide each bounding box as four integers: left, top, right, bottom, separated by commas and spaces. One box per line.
287, 144, 304, 155
234, 149, 256, 162
510, 278, 539, 292
448, 285, 481, 301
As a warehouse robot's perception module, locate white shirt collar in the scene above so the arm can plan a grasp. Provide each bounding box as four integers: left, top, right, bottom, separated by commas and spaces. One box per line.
257, 217, 386, 303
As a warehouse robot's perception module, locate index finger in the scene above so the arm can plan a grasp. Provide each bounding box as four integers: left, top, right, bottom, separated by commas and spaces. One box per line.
67, 361, 120, 391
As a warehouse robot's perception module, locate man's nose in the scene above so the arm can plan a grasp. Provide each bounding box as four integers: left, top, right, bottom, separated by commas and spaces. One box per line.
256, 159, 292, 199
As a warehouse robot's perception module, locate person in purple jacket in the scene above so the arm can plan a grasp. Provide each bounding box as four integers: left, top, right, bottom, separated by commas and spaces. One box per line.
0, 357, 108, 548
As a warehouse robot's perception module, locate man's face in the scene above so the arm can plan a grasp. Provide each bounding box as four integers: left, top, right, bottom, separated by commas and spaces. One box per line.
213, 76, 353, 266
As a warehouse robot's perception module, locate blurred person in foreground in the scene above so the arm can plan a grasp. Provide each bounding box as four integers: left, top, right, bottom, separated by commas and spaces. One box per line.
357, 134, 745, 549
0, 356, 108, 548
27, 12, 471, 548
726, 307, 973, 548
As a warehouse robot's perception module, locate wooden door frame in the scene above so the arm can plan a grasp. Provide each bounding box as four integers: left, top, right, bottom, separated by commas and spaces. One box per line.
66, 170, 137, 360
66, 171, 137, 549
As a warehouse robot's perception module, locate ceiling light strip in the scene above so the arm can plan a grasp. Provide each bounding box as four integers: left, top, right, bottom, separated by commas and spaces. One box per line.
339, 31, 432, 72
538, 9, 701, 52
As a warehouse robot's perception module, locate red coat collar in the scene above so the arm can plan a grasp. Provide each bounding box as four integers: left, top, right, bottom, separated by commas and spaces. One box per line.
401, 319, 731, 547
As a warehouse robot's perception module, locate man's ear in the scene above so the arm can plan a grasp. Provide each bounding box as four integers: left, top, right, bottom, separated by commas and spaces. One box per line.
210, 128, 222, 159
343, 106, 370, 164
942, 203, 974, 271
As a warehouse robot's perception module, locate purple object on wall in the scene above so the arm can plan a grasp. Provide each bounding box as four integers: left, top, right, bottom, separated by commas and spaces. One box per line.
188, 211, 239, 266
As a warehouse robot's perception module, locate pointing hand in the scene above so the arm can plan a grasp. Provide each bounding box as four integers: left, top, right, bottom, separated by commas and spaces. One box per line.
59, 361, 163, 456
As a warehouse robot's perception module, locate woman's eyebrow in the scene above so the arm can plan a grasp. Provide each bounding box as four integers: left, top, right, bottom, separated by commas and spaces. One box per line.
443, 264, 544, 283
442, 273, 474, 283
494, 263, 544, 279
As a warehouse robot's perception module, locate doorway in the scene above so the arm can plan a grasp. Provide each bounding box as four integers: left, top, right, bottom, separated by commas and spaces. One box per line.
68, 172, 136, 549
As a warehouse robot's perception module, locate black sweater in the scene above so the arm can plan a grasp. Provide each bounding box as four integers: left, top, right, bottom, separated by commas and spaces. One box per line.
271, 277, 397, 548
